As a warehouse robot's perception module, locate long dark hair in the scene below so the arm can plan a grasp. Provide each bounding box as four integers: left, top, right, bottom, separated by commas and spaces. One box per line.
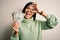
22, 2, 36, 21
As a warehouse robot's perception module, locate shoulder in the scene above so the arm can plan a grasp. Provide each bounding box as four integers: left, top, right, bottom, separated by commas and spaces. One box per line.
34, 20, 41, 23
34, 20, 46, 23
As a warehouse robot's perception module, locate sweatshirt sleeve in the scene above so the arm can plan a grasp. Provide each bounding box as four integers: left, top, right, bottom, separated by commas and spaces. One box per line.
38, 14, 58, 30
10, 30, 19, 40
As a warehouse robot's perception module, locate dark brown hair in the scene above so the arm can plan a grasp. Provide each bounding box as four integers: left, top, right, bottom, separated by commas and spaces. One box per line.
22, 2, 36, 21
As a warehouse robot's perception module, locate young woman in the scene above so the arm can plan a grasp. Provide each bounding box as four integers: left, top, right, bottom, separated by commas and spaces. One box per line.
11, 2, 58, 40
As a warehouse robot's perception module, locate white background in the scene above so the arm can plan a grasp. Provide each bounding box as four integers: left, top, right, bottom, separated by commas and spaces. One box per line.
0, 0, 60, 40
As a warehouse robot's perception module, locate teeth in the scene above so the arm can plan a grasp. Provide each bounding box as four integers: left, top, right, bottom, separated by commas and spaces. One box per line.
26, 14, 29, 15
27, 14, 30, 15
26, 13, 31, 15
26, 14, 30, 16
26, 13, 31, 16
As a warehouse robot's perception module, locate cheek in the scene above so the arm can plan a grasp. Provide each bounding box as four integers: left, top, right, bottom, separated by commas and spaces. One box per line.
30, 13, 35, 16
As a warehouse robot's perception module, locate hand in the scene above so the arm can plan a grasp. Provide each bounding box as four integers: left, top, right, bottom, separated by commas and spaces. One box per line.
13, 21, 20, 36
33, 3, 47, 17
33, 3, 42, 14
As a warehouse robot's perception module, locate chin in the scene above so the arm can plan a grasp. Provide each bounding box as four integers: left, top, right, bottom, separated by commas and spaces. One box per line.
26, 17, 30, 19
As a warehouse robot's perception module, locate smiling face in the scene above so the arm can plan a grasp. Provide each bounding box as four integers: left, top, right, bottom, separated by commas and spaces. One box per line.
24, 4, 37, 19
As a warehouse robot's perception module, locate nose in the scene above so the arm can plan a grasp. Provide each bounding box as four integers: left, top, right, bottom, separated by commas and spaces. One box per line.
27, 10, 32, 13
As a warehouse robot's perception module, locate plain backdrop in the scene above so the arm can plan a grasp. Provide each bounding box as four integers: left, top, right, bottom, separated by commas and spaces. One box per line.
0, 0, 60, 40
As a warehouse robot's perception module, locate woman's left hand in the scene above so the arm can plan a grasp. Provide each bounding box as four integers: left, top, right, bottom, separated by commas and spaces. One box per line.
34, 3, 42, 14
34, 4, 48, 17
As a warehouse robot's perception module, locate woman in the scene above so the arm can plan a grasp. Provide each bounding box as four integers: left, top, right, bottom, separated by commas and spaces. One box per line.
11, 2, 58, 40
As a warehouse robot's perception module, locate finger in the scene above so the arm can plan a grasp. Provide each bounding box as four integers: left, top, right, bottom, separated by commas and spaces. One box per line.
13, 27, 19, 32
13, 22, 19, 29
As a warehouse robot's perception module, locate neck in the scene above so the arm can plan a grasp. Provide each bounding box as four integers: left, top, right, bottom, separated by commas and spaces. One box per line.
24, 16, 32, 19
22, 17, 33, 23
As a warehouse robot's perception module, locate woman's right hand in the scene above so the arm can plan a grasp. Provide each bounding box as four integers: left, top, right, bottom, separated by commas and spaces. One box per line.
13, 21, 20, 36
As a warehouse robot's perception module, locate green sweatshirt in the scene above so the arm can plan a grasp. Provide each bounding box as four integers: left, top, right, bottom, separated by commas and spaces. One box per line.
10, 14, 58, 40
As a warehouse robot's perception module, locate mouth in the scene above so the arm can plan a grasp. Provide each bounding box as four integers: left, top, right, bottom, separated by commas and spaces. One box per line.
25, 13, 31, 16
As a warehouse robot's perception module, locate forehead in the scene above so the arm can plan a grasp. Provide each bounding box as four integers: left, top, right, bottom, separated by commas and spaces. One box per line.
27, 5, 35, 8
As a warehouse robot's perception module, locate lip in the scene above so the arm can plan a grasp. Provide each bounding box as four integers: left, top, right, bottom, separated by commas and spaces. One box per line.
26, 12, 31, 14
26, 13, 31, 16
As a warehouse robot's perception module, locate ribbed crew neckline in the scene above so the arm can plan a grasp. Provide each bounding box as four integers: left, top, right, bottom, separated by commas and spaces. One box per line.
22, 17, 33, 23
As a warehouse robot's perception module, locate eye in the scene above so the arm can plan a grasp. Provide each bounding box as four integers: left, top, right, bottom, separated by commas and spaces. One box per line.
32, 9, 36, 11
25, 8, 29, 12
